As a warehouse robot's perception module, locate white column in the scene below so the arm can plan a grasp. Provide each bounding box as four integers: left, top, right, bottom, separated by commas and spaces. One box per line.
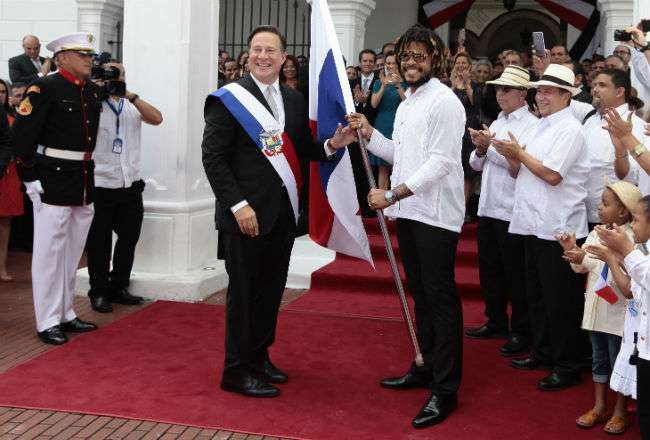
76, 0, 124, 55
632, 0, 650, 110
76, 0, 229, 301
327, 0, 376, 65
597, 0, 634, 56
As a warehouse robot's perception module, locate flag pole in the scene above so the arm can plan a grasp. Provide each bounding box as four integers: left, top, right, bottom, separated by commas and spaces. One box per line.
356, 131, 424, 367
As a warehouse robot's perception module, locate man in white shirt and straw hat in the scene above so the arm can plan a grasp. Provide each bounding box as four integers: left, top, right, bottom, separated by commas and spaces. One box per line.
493, 64, 589, 391
465, 66, 538, 358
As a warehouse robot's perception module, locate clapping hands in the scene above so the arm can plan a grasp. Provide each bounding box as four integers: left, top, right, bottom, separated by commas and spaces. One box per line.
468, 123, 495, 155
556, 232, 586, 264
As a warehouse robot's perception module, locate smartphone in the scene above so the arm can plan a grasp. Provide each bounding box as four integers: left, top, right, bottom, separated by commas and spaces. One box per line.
641, 19, 650, 33
384, 65, 389, 76
458, 28, 466, 43
532, 32, 545, 57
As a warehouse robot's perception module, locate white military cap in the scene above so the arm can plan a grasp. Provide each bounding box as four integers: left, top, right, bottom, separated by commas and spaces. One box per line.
46, 32, 97, 55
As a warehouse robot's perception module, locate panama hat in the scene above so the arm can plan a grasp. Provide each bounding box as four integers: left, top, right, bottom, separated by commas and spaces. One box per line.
486, 65, 530, 89
606, 180, 642, 214
529, 64, 582, 96
46, 32, 96, 56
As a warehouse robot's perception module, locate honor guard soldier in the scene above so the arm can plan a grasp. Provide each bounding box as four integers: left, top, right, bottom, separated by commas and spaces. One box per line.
11, 32, 103, 345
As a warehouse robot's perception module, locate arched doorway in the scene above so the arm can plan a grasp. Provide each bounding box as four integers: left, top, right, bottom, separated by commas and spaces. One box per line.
467, 9, 562, 60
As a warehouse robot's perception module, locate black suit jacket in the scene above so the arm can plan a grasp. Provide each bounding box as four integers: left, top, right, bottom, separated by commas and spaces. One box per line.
8, 54, 52, 84
350, 72, 379, 123
202, 74, 329, 235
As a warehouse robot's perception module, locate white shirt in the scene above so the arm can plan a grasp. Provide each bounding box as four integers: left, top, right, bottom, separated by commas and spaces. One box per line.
624, 249, 650, 361
469, 105, 538, 222
250, 74, 285, 128
367, 78, 466, 233
570, 99, 595, 123
582, 104, 647, 222
360, 73, 374, 94
94, 98, 143, 189
509, 106, 589, 240
631, 48, 650, 93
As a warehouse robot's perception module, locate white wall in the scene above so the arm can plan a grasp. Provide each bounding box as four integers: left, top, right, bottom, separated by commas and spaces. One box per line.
0, 0, 78, 81
364, 0, 417, 52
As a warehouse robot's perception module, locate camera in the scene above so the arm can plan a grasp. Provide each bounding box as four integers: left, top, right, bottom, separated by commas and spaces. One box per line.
90, 52, 126, 97
614, 30, 632, 42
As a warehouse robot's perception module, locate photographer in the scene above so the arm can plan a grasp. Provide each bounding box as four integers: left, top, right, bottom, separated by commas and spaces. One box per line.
11, 32, 103, 345
86, 62, 162, 313
623, 22, 650, 92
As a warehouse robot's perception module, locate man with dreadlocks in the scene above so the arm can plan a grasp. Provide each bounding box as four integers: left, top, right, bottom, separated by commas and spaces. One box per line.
344, 24, 466, 428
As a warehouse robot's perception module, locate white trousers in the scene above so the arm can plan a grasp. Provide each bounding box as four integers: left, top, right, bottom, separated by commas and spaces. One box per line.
32, 203, 94, 332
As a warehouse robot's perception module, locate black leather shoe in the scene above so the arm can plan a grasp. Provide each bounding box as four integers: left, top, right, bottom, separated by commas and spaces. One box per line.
537, 372, 580, 391
380, 371, 431, 389
111, 288, 144, 306
254, 360, 288, 384
412, 393, 458, 429
37, 326, 68, 345
465, 324, 508, 339
220, 371, 280, 398
90, 296, 113, 313
499, 335, 529, 357
60, 318, 98, 333
511, 355, 551, 371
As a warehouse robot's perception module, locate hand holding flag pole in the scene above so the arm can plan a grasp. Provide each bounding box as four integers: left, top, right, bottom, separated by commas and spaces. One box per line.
356, 129, 424, 368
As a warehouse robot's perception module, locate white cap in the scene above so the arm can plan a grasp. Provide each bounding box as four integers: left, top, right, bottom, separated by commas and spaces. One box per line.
46, 32, 96, 56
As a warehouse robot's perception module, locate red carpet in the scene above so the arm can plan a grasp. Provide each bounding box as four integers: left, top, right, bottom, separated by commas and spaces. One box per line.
0, 219, 641, 439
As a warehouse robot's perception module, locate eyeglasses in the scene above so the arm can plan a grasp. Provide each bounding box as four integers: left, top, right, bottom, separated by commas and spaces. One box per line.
399, 51, 428, 63
613, 50, 630, 56
495, 85, 525, 93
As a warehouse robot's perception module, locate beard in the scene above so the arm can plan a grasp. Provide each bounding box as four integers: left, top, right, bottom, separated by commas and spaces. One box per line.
401, 66, 433, 88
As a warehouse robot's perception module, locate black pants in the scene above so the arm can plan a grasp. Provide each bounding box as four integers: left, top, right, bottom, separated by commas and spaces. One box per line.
396, 218, 463, 396
524, 236, 588, 374
639, 357, 650, 440
221, 193, 296, 373
476, 217, 528, 335
347, 142, 372, 217
86, 183, 144, 297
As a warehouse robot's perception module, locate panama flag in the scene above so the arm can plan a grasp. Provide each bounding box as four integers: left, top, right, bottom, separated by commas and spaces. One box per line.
594, 264, 619, 305
308, 0, 373, 264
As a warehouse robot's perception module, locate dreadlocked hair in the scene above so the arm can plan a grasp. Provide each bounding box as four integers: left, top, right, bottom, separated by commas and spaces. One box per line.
395, 24, 446, 78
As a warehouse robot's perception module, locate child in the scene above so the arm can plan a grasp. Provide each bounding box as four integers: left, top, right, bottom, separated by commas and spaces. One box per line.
595, 195, 650, 440
558, 181, 641, 435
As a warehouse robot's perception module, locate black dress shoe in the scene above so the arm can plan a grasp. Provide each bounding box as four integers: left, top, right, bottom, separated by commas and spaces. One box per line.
499, 335, 529, 357
412, 393, 458, 429
60, 318, 98, 333
465, 324, 508, 339
110, 288, 144, 305
537, 372, 580, 391
254, 360, 288, 384
380, 371, 431, 389
90, 296, 113, 313
511, 355, 551, 371
221, 371, 280, 398
37, 326, 68, 345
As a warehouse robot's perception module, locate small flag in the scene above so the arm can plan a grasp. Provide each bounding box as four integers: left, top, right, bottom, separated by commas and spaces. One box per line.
594, 264, 618, 305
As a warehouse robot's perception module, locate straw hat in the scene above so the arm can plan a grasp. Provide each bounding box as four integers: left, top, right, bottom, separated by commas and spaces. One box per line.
528, 64, 582, 96
486, 65, 530, 89
606, 180, 642, 214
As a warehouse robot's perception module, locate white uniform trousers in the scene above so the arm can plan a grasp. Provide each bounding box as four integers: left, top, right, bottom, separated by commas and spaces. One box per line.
32, 203, 94, 332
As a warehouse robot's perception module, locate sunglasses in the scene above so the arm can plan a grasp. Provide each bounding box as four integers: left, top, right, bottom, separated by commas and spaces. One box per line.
495, 85, 525, 92
399, 51, 428, 63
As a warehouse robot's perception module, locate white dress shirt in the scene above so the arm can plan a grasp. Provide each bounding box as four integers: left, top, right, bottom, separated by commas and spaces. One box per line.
624, 249, 650, 361
509, 106, 589, 240
582, 104, 647, 222
367, 78, 466, 233
631, 48, 650, 93
469, 105, 538, 222
570, 99, 595, 123
250, 74, 285, 128
360, 73, 374, 95
94, 98, 143, 189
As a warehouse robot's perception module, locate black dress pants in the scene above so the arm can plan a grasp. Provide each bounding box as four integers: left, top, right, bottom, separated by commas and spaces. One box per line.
347, 142, 372, 217
524, 236, 588, 374
476, 216, 528, 335
86, 182, 144, 297
221, 194, 296, 373
396, 218, 463, 396
638, 357, 650, 440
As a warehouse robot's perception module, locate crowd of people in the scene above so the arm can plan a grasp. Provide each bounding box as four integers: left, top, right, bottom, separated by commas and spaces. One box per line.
3, 15, 650, 439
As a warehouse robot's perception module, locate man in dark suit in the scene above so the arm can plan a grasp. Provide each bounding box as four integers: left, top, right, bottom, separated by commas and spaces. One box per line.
202, 25, 347, 398
8, 35, 54, 84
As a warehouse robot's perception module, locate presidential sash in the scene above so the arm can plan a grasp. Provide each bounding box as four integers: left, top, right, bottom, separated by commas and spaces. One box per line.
212, 83, 303, 223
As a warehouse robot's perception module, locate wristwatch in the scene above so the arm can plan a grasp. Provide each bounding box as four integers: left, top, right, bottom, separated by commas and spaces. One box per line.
632, 143, 648, 159
128, 93, 139, 104
384, 190, 398, 204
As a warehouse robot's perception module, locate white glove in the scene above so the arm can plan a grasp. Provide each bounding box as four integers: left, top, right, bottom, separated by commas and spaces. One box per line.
24, 180, 44, 212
